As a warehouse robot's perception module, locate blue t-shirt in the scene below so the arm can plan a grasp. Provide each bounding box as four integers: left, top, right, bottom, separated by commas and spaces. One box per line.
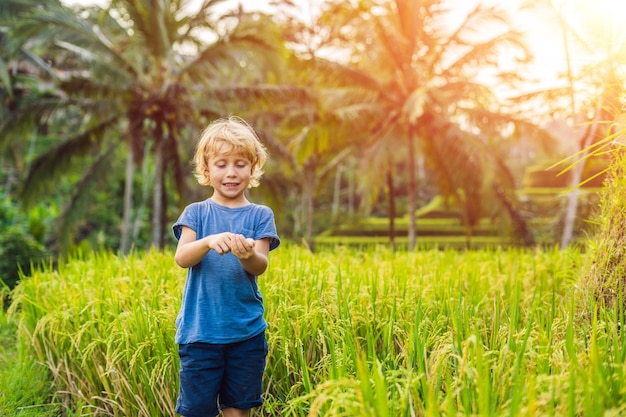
172, 198, 280, 344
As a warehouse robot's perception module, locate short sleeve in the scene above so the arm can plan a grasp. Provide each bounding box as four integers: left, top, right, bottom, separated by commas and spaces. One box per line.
255, 205, 280, 251
172, 203, 199, 241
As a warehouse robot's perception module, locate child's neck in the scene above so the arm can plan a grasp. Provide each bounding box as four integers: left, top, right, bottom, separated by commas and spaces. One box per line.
210, 194, 250, 208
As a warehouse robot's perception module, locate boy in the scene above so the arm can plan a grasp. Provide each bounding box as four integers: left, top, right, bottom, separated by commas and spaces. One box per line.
172, 116, 280, 417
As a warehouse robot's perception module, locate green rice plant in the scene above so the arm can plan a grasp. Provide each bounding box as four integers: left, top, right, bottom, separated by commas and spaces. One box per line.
1, 283, 63, 416
7, 243, 626, 416
261, 244, 587, 416
8, 250, 181, 416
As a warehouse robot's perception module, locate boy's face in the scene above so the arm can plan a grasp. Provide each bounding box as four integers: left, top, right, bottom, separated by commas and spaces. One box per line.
207, 151, 252, 205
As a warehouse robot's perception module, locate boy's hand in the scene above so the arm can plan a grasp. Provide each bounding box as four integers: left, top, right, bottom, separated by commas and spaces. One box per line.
207, 232, 234, 255
229, 234, 256, 259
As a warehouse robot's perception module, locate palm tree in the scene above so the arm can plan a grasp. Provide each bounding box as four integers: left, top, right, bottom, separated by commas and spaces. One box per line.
0, 0, 60, 192
5, 0, 285, 253
312, 0, 535, 250
243, 3, 378, 250
273, 99, 359, 250
246, 73, 362, 249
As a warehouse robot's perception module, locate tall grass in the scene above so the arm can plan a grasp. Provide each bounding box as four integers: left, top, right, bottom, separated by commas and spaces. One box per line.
7, 250, 180, 416
5, 245, 626, 416
1, 285, 60, 417
262, 245, 589, 416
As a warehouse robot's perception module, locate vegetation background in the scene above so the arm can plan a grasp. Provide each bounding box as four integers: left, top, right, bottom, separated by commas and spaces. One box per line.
1, 0, 626, 415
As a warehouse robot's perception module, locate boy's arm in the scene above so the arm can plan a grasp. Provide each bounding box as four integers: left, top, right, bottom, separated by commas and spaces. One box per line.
174, 226, 234, 268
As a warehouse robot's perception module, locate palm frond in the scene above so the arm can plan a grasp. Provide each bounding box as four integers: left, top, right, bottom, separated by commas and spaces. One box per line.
0, 0, 61, 19
420, 116, 516, 226
165, 123, 190, 207
176, 0, 229, 39
0, 57, 11, 97
19, 117, 121, 206
310, 57, 389, 95
18, 7, 139, 79
58, 76, 111, 98
52, 142, 118, 254
19, 48, 58, 80
371, 7, 408, 75
181, 34, 277, 84
441, 30, 528, 77
0, 94, 63, 139
197, 84, 311, 115
109, 0, 173, 59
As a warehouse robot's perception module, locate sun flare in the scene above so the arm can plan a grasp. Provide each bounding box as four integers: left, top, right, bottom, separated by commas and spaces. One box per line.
490, 0, 626, 90
561, 0, 626, 52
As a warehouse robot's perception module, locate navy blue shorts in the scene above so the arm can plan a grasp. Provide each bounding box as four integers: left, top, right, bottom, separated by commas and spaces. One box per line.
175, 332, 268, 417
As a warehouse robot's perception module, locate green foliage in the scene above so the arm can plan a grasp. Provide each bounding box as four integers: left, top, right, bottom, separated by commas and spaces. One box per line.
0, 351, 59, 417
0, 225, 49, 290
316, 216, 503, 249
0, 0, 601, 254
322, 217, 498, 237
0, 288, 60, 417
7, 251, 180, 416
517, 187, 601, 245
0, 0, 290, 252
0, 198, 50, 290
4, 245, 626, 416
316, 195, 600, 249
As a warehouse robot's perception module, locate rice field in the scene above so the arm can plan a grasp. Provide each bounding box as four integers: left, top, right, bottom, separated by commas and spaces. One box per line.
3, 244, 626, 416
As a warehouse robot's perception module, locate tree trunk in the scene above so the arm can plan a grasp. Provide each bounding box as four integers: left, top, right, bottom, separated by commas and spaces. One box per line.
556, 0, 588, 249
132, 151, 152, 243
331, 165, 342, 221
407, 125, 418, 251
152, 125, 165, 249
560, 124, 597, 248
348, 169, 355, 217
120, 144, 135, 254
160, 168, 167, 249
387, 167, 396, 251
304, 160, 315, 252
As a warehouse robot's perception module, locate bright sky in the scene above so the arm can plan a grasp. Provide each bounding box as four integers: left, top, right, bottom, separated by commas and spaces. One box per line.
517, 0, 626, 83
61, 0, 625, 94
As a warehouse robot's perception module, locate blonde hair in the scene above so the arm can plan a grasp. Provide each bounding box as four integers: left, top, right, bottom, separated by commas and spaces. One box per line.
193, 116, 267, 188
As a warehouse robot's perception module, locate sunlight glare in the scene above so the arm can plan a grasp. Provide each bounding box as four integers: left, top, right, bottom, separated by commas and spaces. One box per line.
556, 0, 626, 53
